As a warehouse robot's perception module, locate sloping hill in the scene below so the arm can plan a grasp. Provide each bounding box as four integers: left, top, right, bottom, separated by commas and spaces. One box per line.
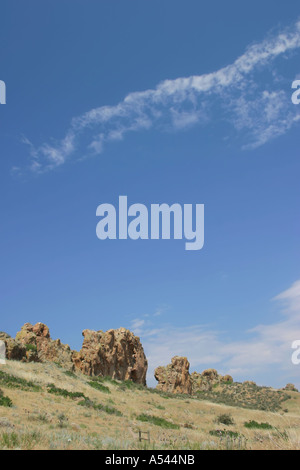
0, 360, 300, 450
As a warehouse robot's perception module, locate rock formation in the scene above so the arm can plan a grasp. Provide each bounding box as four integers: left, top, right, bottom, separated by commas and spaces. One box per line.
0, 332, 26, 361
154, 356, 192, 394
155, 356, 233, 395
1, 322, 148, 385
282, 383, 299, 392
191, 369, 233, 393
15, 322, 74, 369
73, 327, 148, 385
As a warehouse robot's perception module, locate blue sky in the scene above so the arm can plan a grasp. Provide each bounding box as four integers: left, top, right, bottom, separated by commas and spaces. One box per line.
0, 1, 300, 387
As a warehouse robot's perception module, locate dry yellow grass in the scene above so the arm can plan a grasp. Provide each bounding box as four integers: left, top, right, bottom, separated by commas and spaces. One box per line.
0, 360, 299, 450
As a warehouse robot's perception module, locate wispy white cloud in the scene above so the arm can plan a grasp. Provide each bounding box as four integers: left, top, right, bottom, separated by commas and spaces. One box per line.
129, 305, 170, 335
130, 318, 146, 336
133, 281, 300, 388
274, 279, 300, 314
23, 20, 300, 173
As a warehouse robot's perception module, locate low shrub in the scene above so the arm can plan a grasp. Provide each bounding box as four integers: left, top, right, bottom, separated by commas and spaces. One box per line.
78, 398, 122, 416
0, 389, 12, 408
136, 414, 180, 429
47, 384, 85, 400
244, 420, 273, 430
216, 414, 235, 426
0, 371, 41, 392
87, 381, 111, 394
57, 413, 68, 428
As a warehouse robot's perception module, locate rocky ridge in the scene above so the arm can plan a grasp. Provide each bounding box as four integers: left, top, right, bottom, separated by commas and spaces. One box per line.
0, 322, 147, 385
155, 356, 233, 395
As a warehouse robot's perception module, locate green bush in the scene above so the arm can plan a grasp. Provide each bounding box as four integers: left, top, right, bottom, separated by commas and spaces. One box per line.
216, 414, 235, 426
0, 371, 41, 392
25, 344, 37, 352
244, 420, 273, 430
117, 380, 145, 391
223, 379, 233, 385
0, 389, 12, 408
98, 376, 119, 386
57, 413, 68, 428
136, 414, 180, 429
47, 384, 86, 399
87, 381, 111, 394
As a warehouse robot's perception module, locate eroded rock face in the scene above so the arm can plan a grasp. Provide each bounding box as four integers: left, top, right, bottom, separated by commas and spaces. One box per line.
154, 356, 192, 395
1, 323, 148, 384
155, 357, 233, 395
73, 327, 148, 385
282, 383, 299, 392
15, 322, 74, 370
0, 332, 26, 361
191, 369, 233, 393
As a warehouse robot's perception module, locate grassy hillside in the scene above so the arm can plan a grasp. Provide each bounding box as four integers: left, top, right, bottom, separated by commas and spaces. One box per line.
0, 360, 299, 450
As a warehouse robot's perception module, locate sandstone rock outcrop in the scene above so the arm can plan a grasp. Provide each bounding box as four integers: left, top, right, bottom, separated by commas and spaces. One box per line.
15, 322, 74, 369
191, 369, 233, 393
282, 383, 299, 392
0, 332, 26, 361
155, 356, 233, 395
1, 323, 148, 384
154, 356, 192, 394
73, 328, 148, 385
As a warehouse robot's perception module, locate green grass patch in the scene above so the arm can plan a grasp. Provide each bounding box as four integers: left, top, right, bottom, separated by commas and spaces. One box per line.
136, 413, 180, 429
244, 420, 273, 430
0, 371, 41, 392
78, 398, 122, 416
25, 344, 37, 352
117, 380, 145, 391
0, 431, 41, 450
47, 384, 86, 399
0, 390, 12, 408
90, 376, 119, 386
88, 381, 111, 394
